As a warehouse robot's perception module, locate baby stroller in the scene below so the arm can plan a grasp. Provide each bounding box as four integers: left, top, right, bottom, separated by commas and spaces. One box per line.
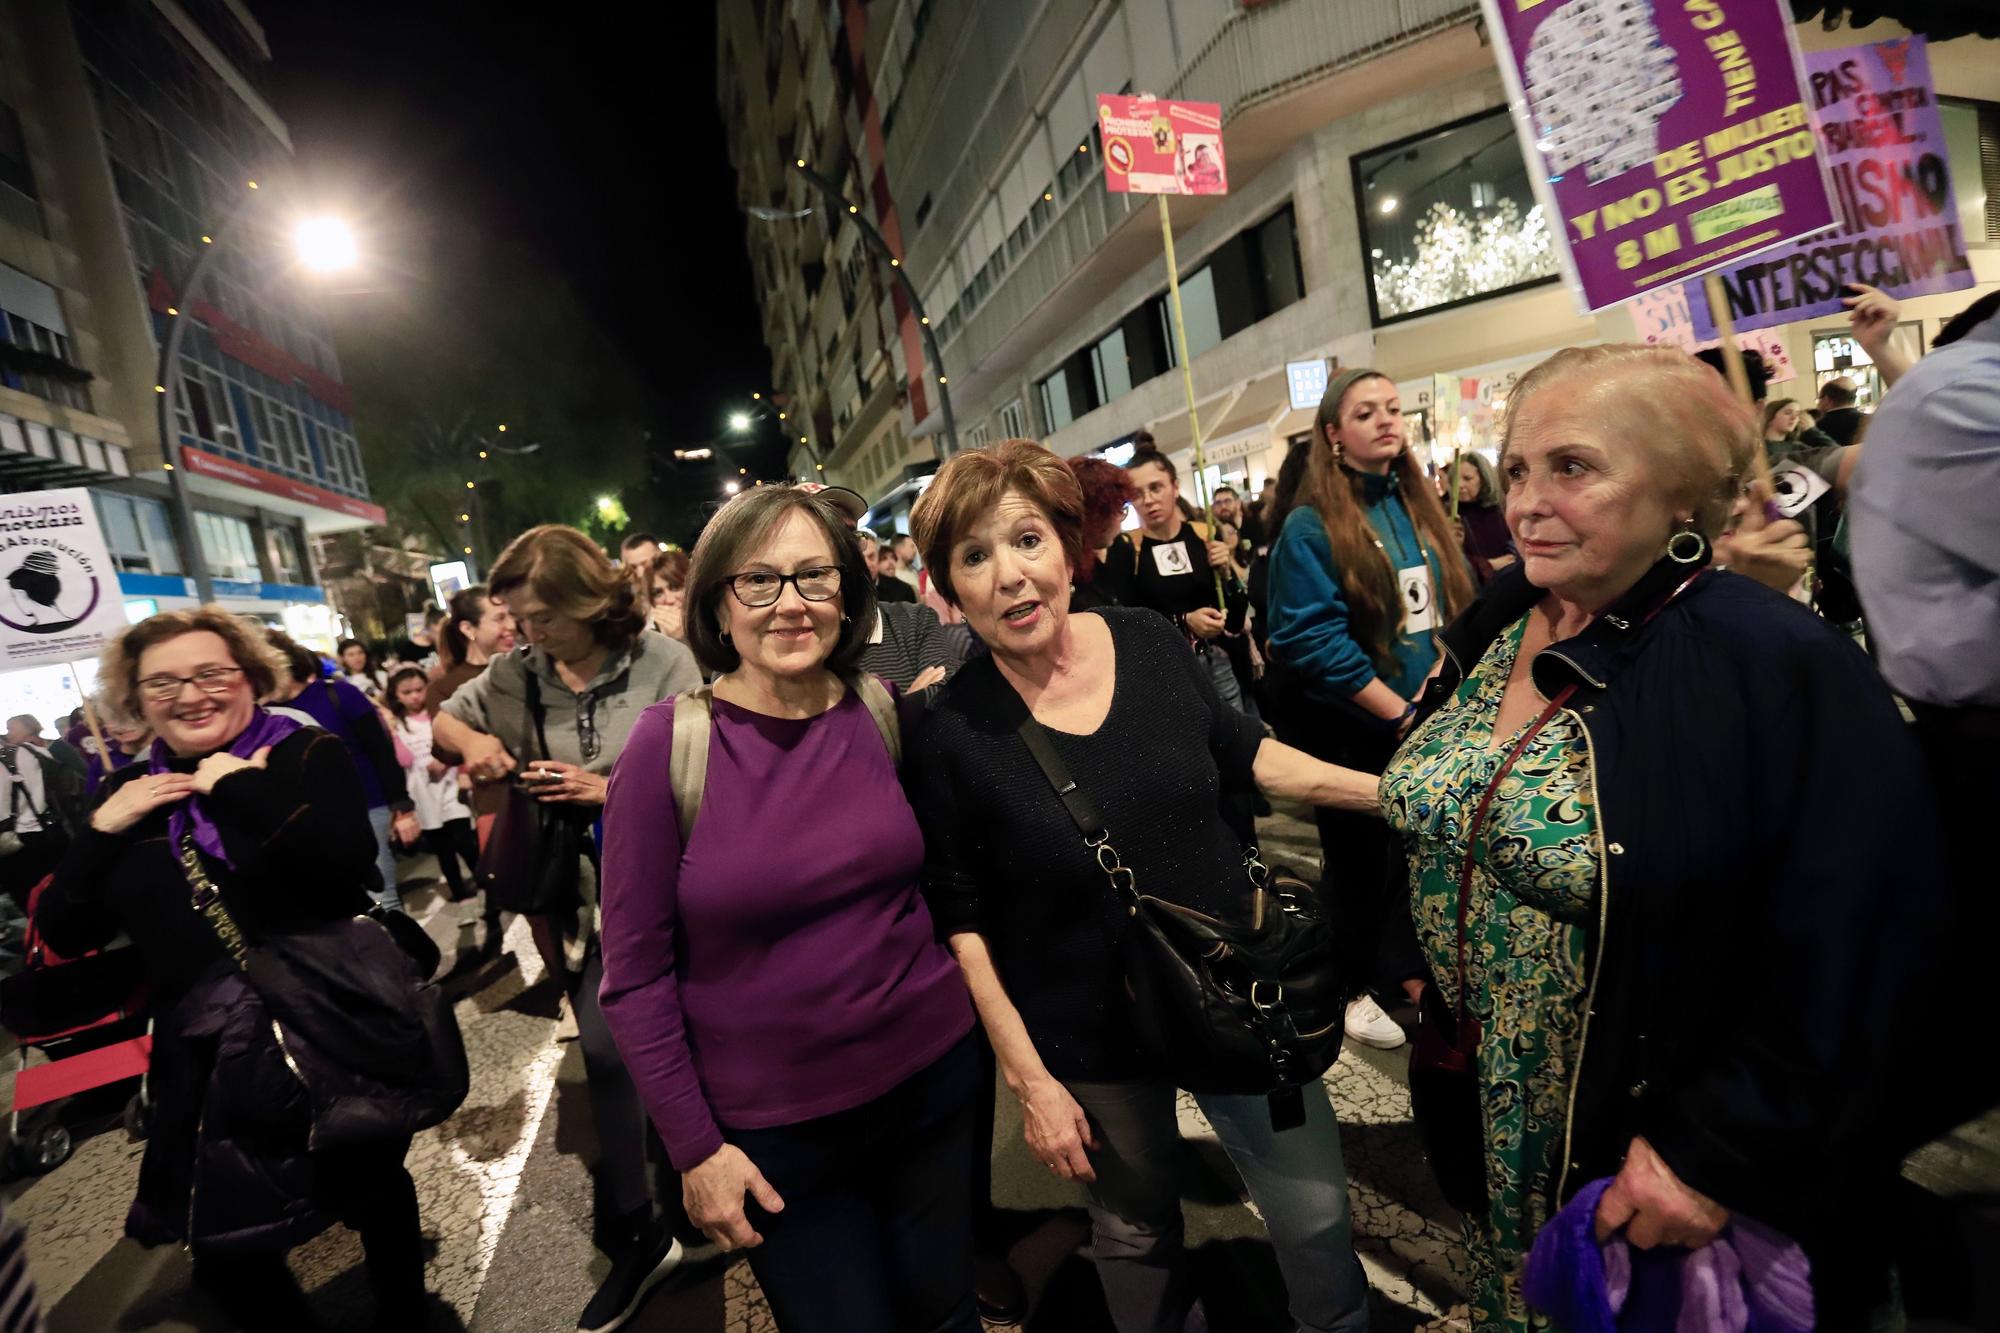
0, 874, 151, 1179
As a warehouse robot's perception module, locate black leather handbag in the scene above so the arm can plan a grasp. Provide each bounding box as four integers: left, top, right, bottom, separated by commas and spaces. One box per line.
1017, 717, 1343, 1128
1407, 682, 1575, 1215
474, 671, 587, 916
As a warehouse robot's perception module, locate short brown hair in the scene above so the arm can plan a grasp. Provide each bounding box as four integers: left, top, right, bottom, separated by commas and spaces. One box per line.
911, 438, 1086, 606
1503, 344, 1755, 541
98, 606, 287, 719
682, 486, 877, 676
488, 525, 645, 647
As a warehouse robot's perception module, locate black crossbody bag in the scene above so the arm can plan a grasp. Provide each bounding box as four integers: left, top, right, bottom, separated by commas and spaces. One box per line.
474, 671, 589, 915
1017, 716, 1343, 1130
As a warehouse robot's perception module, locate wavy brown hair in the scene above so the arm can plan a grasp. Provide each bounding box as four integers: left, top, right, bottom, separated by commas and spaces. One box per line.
912, 438, 1086, 606
99, 606, 288, 720
1303, 371, 1472, 671
487, 524, 646, 648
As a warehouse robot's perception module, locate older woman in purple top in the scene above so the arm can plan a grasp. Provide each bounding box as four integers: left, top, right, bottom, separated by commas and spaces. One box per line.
599, 486, 978, 1333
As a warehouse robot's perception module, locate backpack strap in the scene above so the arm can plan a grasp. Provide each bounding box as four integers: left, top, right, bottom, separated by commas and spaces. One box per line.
844, 673, 901, 768
669, 685, 714, 846
668, 676, 899, 847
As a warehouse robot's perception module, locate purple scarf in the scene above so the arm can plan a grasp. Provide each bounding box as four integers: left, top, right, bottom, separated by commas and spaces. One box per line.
1524, 1178, 1814, 1333
150, 707, 303, 868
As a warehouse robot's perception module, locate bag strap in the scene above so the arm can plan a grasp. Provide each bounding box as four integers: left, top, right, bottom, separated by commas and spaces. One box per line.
669, 685, 714, 846
174, 827, 249, 966
1016, 714, 1145, 911
1451, 686, 1575, 1023
668, 675, 900, 846
523, 668, 552, 763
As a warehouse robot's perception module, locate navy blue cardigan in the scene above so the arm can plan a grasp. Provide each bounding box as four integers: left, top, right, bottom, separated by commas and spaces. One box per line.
1400, 554, 1949, 1311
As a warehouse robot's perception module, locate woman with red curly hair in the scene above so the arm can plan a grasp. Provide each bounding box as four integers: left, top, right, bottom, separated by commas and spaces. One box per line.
1063, 453, 1138, 612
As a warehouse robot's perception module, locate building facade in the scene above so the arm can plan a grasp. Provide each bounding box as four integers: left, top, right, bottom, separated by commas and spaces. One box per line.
717, 0, 942, 521
724, 0, 1999, 527
0, 0, 382, 721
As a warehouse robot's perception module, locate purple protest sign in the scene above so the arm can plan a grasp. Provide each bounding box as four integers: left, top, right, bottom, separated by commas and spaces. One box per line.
1481, 0, 1839, 313
1687, 36, 1974, 338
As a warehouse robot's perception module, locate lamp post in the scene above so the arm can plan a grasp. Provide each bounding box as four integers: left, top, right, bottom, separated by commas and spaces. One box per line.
781, 161, 957, 458
459, 434, 542, 579
152, 192, 358, 603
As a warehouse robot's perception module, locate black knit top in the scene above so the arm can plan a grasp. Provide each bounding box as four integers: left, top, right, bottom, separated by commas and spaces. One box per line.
907, 607, 1263, 1080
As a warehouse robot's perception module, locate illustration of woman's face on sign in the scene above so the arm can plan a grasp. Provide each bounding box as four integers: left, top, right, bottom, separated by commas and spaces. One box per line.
2, 550, 89, 633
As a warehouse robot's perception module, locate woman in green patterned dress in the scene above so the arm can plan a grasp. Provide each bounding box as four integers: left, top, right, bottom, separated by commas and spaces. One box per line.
1378, 345, 1948, 1331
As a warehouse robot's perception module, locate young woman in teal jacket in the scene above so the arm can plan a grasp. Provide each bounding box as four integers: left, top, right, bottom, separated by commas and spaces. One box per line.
1264, 367, 1472, 1045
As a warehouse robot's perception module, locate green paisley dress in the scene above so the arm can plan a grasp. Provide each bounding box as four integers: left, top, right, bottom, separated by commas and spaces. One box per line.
1380, 616, 1601, 1333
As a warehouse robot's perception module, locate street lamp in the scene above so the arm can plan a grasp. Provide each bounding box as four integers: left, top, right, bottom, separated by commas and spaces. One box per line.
723, 480, 741, 495
727, 411, 752, 433
154, 186, 360, 601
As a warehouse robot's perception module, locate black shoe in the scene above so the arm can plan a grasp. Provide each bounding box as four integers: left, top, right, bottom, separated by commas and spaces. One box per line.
579, 1223, 683, 1332
974, 1250, 1027, 1327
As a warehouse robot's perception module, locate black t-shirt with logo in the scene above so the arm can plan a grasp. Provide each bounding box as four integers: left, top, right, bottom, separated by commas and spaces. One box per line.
1094, 522, 1246, 632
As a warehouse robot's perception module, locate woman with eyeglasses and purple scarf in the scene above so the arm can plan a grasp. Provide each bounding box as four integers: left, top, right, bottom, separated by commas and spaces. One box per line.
34, 608, 428, 1331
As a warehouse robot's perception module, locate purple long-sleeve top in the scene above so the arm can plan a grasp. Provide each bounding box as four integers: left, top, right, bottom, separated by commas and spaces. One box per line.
598, 688, 973, 1172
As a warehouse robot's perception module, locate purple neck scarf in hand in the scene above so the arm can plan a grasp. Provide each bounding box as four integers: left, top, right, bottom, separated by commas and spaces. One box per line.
150, 707, 303, 868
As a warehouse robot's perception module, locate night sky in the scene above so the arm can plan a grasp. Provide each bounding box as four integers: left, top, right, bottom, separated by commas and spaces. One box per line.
255, 3, 789, 488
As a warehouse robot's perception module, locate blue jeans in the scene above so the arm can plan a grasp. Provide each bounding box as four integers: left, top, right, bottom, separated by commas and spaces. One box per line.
366, 805, 402, 912
1066, 1077, 1368, 1333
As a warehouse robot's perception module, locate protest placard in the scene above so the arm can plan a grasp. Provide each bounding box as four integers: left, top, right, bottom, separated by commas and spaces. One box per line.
1687, 35, 1973, 338
1096, 95, 1228, 196
0, 489, 132, 671
1482, 0, 1838, 311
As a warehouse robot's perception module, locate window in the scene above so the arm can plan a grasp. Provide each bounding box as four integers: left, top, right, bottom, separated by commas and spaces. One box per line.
194, 511, 261, 581
1037, 367, 1075, 433
999, 398, 1027, 439
1091, 327, 1132, 404
92, 492, 183, 575
1352, 107, 1559, 324
0, 101, 39, 233
1939, 98, 1999, 244
0, 308, 91, 410
266, 521, 309, 584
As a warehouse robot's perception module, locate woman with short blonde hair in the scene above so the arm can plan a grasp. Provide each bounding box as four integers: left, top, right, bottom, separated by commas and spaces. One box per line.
1381, 343, 1943, 1330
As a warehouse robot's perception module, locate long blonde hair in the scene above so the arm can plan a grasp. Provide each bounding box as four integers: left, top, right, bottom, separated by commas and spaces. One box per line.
1303, 371, 1473, 670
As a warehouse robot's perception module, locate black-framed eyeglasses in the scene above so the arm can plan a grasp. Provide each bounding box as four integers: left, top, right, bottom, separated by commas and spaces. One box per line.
725, 565, 842, 608
137, 666, 245, 702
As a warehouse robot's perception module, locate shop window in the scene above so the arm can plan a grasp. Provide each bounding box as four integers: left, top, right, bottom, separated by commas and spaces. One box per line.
1811, 323, 1924, 414
1353, 107, 1560, 324
266, 521, 309, 584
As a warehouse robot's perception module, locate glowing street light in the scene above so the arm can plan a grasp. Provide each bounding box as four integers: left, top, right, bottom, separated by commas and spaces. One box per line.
728, 411, 752, 432
723, 480, 741, 495
294, 216, 359, 272
595, 495, 618, 516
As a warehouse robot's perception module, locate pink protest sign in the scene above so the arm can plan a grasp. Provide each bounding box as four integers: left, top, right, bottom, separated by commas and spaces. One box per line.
1096, 95, 1228, 196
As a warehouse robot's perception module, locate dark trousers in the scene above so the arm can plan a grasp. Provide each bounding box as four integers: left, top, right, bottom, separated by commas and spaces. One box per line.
1, 831, 64, 915
424, 818, 480, 901
191, 1146, 423, 1331
1267, 668, 1404, 989
728, 1034, 981, 1333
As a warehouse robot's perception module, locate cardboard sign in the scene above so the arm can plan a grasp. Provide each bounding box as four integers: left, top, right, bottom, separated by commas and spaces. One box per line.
1096, 95, 1228, 196
1688, 36, 1974, 338
1482, 0, 1838, 311
0, 489, 135, 670
1627, 283, 1799, 381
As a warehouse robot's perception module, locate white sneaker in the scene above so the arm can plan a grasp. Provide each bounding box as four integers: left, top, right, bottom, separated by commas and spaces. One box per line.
1344, 995, 1407, 1050
555, 993, 581, 1042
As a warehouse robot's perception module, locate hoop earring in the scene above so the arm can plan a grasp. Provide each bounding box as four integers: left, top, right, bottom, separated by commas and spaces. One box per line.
1666, 527, 1707, 565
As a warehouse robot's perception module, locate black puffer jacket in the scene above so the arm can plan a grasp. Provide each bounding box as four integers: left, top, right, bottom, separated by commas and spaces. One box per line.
1398, 555, 1950, 1324
38, 728, 383, 1255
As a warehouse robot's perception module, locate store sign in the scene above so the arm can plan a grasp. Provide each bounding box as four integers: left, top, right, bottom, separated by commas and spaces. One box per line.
1096, 95, 1228, 196
1627, 284, 1798, 381
0, 488, 134, 669
180, 446, 388, 525
1687, 36, 1973, 338
1482, 0, 1837, 311
147, 270, 355, 413
1286, 358, 1332, 411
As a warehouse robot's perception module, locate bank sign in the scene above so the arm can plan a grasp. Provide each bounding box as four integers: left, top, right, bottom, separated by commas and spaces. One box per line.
1482, 0, 1839, 311
1687, 36, 1974, 337
0, 488, 132, 670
